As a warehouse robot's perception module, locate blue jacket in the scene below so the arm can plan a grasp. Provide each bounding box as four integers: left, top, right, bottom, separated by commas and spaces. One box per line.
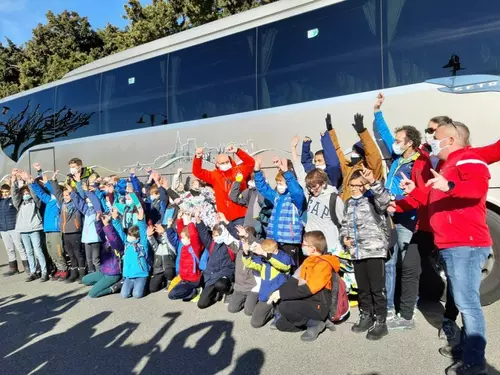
70, 189, 101, 244
374, 111, 418, 230
0, 197, 17, 232
196, 221, 235, 287
116, 218, 150, 278
30, 181, 61, 233
301, 133, 342, 188
255, 170, 305, 245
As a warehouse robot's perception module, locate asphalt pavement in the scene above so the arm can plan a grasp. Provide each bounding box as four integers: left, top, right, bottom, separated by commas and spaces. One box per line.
1, 253, 499, 375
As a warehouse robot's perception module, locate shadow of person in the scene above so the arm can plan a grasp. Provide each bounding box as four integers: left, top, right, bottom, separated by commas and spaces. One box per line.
230, 349, 265, 375
0, 293, 25, 308
417, 299, 445, 330
487, 363, 500, 375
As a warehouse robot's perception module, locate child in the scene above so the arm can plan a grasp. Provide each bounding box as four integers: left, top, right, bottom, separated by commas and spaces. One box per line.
147, 223, 176, 293
242, 239, 293, 328
82, 213, 124, 298
52, 180, 85, 283
195, 212, 236, 309
0, 183, 27, 276
116, 207, 150, 299
166, 212, 204, 301
227, 226, 261, 316
268, 231, 340, 342
340, 168, 391, 340
11, 171, 48, 282
254, 157, 305, 267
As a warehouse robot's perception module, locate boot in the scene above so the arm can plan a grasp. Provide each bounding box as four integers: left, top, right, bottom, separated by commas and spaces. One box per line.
25, 273, 39, 282
300, 320, 326, 342
22, 260, 31, 276
325, 319, 336, 332
3, 261, 19, 276
51, 271, 61, 281
352, 311, 373, 333
66, 268, 78, 283
77, 268, 86, 284
366, 316, 389, 341
58, 271, 68, 281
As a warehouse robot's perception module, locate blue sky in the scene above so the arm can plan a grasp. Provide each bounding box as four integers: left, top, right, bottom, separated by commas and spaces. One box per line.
0, 0, 152, 46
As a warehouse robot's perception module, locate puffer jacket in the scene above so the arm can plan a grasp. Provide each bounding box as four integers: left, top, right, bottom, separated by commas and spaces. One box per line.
0, 197, 17, 232
51, 179, 83, 234
11, 183, 43, 233
96, 220, 123, 276
148, 232, 176, 275
340, 181, 392, 260
117, 218, 150, 278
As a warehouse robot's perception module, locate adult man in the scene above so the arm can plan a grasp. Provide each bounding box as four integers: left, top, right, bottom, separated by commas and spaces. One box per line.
401, 122, 491, 375
192, 145, 255, 225
66, 158, 97, 189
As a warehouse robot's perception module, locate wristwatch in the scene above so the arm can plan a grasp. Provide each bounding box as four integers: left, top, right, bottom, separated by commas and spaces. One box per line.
447, 181, 456, 192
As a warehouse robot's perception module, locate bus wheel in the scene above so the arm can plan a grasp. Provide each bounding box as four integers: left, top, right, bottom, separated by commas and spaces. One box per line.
480, 209, 500, 306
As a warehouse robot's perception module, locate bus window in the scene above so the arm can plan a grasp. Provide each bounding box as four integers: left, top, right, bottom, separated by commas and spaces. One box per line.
101, 55, 167, 134
167, 29, 256, 124
383, 0, 500, 87
0, 88, 55, 162
257, 0, 382, 109
54, 75, 101, 141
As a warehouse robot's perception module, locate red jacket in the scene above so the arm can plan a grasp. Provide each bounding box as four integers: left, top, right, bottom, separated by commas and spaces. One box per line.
192, 148, 255, 221
396, 140, 500, 232
176, 220, 204, 283
407, 148, 492, 249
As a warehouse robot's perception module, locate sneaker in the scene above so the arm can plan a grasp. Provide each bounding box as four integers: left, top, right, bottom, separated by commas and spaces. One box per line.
269, 313, 281, 330
445, 361, 488, 375
51, 271, 61, 281
439, 318, 458, 341
351, 312, 373, 333
386, 309, 396, 322
40, 274, 49, 282
223, 294, 232, 305
190, 288, 201, 303
325, 319, 336, 332
387, 314, 416, 330
25, 274, 39, 282
58, 271, 68, 281
439, 345, 464, 360
366, 319, 388, 341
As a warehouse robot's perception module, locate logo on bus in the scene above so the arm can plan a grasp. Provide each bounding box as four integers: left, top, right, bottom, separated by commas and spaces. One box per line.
438, 80, 500, 94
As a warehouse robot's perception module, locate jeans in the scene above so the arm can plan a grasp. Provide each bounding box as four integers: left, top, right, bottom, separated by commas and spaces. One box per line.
385, 224, 413, 311
440, 246, 490, 366
168, 280, 199, 300
1, 230, 26, 262
85, 243, 101, 273
21, 231, 47, 275
121, 277, 148, 299
82, 271, 121, 298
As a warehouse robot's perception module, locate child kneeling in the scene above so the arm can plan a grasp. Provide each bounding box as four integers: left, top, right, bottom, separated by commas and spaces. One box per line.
268, 231, 340, 341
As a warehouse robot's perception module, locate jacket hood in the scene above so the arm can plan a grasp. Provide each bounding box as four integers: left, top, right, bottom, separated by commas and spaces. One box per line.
319, 184, 338, 196
318, 254, 341, 273
352, 141, 366, 158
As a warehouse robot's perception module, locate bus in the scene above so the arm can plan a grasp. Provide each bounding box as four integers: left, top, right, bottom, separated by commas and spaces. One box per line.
0, 0, 499, 304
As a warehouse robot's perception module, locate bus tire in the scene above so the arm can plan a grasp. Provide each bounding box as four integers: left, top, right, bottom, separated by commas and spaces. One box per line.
479, 209, 500, 306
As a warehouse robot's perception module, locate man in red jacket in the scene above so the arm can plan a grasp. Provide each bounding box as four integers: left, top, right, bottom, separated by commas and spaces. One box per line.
400, 122, 491, 375
192, 145, 255, 225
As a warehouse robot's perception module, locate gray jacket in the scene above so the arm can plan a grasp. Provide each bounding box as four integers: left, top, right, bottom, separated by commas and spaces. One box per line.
340, 181, 391, 260
229, 234, 262, 294
12, 182, 43, 233
148, 233, 176, 275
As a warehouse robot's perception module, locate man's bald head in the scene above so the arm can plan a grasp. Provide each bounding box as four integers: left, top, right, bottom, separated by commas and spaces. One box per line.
216, 153, 232, 171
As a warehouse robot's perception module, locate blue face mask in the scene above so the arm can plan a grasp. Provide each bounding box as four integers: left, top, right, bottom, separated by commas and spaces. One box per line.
126, 199, 133, 206
127, 235, 139, 244
150, 195, 158, 202
23, 195, 32, 201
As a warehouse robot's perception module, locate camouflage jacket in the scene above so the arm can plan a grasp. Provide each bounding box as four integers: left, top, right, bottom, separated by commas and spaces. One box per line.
340, 181, 391, 260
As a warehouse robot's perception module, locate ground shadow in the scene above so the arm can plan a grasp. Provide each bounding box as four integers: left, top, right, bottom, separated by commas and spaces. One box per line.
417, 299, 445, 330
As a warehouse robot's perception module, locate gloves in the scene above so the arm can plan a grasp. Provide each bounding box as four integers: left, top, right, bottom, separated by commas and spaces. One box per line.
267, 290, 280, 305
325, 113, 333, 131
352, 113, 365, 133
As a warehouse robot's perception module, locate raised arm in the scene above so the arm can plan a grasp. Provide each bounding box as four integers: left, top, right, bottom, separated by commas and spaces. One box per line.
30, 181, 52, 205
359, 129, 384, 180
49, 180, 63, 203
192, 148, 215, 185
471, 139, 500, 166
329, 128, 349, 178
234, 148, 256, 178
374, 111, 395, 153
187, 222, 203, 257
321, 132, 342, 187
301, 139, 315, 173
195, 220, 212, 250
254, 169, 277, 204
284, 170, 306, 212
10, 179, 21, 209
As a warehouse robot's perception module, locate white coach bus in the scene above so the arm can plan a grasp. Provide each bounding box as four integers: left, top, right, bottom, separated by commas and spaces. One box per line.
1, 0, 499, 303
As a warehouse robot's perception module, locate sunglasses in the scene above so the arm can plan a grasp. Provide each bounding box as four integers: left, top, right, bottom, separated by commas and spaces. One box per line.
426, 118, 458, 134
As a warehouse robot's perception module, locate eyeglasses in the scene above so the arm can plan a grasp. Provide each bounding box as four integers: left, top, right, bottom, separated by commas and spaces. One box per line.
348, 184, 364, 189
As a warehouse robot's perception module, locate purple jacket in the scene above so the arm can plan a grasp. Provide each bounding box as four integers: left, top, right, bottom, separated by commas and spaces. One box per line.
95, 220, 124, 276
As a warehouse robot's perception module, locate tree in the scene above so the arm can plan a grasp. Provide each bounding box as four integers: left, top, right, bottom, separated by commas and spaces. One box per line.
0, 38, 25, 97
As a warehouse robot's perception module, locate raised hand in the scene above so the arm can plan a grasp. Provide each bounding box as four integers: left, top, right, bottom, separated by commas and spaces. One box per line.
325, 113, 333, 131
111, 207, 119, 220
73, 171, 81, 182
400, 172, 416, 194
145, 167, 152, 174
361, 166, 375, 184
226, 145, 237, 154
291, 136, 300, 149
33, 163, 41, 171
425, 169, 450, 192
254, 157, 262, 171
137, 206, 145, 221
344, 237, 353, 248
167, 218, 174, 228
50, 170, 59, 181
218, 212, 228, 224
101, 214, 111, 226
236, 225, 248, 238
374, 92, 385, 111
147, 226, 155, 237
130, 168, 136, 176
194, 207, 201, 222
352, 113, 365, 133
154, 223, 165, 235
303, 136, 312, 143
195, 147, 204, 158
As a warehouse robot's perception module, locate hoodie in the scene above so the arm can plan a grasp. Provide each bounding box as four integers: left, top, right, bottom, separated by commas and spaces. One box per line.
116, 218, 150, 278
70, 188, 101, 244
11, 183, 43, 233
30, 181, 61, 233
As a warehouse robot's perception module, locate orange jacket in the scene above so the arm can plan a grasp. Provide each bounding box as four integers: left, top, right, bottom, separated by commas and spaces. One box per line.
279, 254, 340, 301
192, 148, 255, 221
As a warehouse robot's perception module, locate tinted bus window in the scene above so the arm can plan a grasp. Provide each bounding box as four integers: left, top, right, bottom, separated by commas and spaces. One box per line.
0, 88, 56, 162
101, 55, 167, 133
383, 0, 500, 87
54, 75, 101, 140
257, 0, 382, 109
168, 29, 257, 123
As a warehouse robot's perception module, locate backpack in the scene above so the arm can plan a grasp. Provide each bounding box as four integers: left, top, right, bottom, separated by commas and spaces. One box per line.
199, 242, 236, 271
367, 196, 398, 250
328, 272, 350, 323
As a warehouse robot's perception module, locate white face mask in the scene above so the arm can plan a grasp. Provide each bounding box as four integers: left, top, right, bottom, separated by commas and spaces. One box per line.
430, 137, 450, 157
219, 163, 232, 172
316, 164, 326, 170
276, 185, 287, 194
247, 180, 256, 189
392, 142, 409, 156
70, 167, 78, 175
181, 238, 190, 246
125, 199, 133, 206
425, 133, 435, 145
214, 236, 224, 244
350, 152, 361, 164
127, 235, 138, 243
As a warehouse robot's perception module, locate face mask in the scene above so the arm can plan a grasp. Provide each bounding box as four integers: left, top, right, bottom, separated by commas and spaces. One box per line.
125, 199, 133, 206
276, 185, 287, 194
191, 186, 200, 192
214, 236, 224, 244
425, 133, 435, 145
181, 238, 190, 246
316, 164, 326, 170
350, 152, 361, 165
219, 163, 232, 172
150, 195, 158, 201
23, 194, 32, 201
70, 167, 78, 175
301, 247, 310, 256
430, 137, 450, 156
392, 142, 409, 156
351, 194, 363, 200
127, 236, 138, 244
247, 180, 256, 189
18, 181, 24, 188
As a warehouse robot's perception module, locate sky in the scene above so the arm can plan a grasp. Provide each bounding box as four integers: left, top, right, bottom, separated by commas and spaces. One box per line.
0, 0, 152, 46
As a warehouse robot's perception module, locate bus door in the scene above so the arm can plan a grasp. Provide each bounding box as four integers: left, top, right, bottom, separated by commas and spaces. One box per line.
28, 147, 56, 177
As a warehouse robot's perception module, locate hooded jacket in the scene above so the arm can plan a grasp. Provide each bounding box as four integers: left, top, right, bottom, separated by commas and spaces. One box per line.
229, 181, 271, 234
305, 185, 344, 253
329, 128, 383, 201
192, 148, 255, 221
12, 183, 43, 233
70, 188, 101, 243
340, 181, 392, 260
30, 181, 61, 233
116, 217, 150, 278
279, 254, 340, 313
96, 220, 124, 276
51, 181, 83, 234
